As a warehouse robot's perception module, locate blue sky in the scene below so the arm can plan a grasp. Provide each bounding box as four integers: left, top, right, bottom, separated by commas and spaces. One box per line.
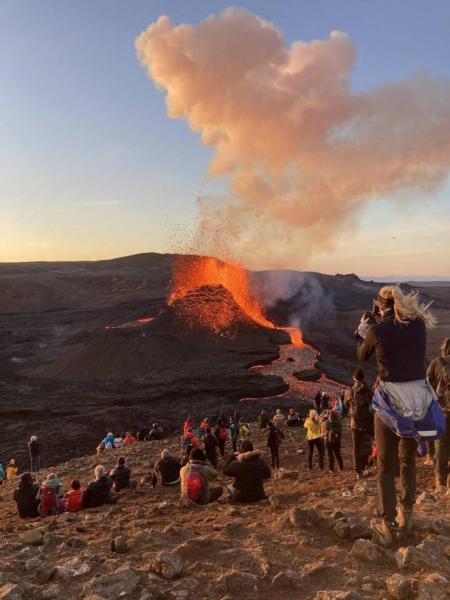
1, 0, 449, 275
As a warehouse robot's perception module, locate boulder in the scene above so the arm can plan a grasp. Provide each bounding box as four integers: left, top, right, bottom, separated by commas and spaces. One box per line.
349, 539, 391, 563
18, 530, 43, 546
385, 574, 416, 599
151, 551, 183, 579
289, 508, 320, 529
216, 570, 258, 594
293, 368, 321, 382
271, 570, 299, 589
333, 521, 350, 539
111, 536, 128, 554
395, 546, 426, 570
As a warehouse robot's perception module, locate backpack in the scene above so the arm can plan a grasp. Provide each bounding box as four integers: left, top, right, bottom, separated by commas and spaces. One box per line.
274, 429, 283, 448
40, 485, 57, 513
437, 358, 450, 408
185, 467, 207, 503
219, 427, 228, 441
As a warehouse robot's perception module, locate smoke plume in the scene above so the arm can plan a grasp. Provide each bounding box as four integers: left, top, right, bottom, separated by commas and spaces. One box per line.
136, 8, 450, 268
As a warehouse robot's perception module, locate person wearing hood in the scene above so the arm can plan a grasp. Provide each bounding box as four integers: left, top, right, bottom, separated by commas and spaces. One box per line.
28, 435, 41, 472
272, 408, 285, 431
152, 449, 181, 486
37, 472, 64, 515
83, 465, 116, 508
13, 473, 40, 518
356, 285, 436, 547
110, 457, 133, 492
258, 409, 270, 429
180, 448, 222, 505
427, 336, 450, 494
148, 423, 164, 441
6, 459, 18, 481
223, 440, 271, 502
0, 463, 5, 485
346, 369, 374, 479
102, 433, 115, 450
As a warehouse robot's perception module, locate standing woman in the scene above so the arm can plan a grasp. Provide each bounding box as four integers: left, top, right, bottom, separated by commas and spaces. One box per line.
356, 286, 436, 547
304, 410, 324, 470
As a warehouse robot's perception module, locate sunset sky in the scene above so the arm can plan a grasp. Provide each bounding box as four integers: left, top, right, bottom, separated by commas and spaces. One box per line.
1, 0, 450, 277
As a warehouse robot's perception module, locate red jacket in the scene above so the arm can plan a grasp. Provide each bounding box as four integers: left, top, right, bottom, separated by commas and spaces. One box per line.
66, 488, 83, 512
123, 434, 136, 445
183, 420, 193, 436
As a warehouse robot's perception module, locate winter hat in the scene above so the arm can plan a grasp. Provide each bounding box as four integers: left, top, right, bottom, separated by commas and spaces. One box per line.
353, 368, 365, 382
95, 465, 106, 479
70, 480, 81, 490
189, 447, 206, 462
161, 449, 171, 459
117, 457, 126, 465
30, 435, 37, 442
107, 432, 113, 437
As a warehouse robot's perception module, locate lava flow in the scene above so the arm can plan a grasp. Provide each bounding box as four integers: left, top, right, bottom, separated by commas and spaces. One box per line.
169, 255, 304, 345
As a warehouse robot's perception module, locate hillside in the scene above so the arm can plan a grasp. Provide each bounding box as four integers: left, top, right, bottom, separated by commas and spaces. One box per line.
0, 423, 449, 600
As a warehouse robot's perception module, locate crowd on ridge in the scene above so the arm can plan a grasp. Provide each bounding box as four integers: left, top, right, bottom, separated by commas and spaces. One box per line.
1, 286, 449, 551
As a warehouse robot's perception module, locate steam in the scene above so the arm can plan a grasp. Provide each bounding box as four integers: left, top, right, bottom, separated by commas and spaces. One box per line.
136, 8, 450, 268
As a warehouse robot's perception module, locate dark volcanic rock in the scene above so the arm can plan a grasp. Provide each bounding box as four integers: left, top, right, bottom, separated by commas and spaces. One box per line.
293, 368, 321, 382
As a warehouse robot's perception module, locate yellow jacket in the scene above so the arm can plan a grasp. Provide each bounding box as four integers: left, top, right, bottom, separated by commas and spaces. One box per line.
6, 465, 18, 480
304, 417, 322, 440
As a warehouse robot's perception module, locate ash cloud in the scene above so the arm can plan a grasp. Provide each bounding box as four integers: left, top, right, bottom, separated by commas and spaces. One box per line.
136, 8, 450, 268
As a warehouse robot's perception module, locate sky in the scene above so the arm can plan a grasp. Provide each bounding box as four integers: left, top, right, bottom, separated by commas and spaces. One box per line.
1, 0, 450, 277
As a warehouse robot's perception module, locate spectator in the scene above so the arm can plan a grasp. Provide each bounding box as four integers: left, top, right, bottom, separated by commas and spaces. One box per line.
28, 435, 41, 472
345, 369, 373, 480
214, 422, 228, 458
272, 408, 285, 430
287, 408, 301, 427
223, 440, 271, 503
148, 423, 164, 441
13, 473, 39, 519
65, 480, 84, 512
203, 427, 219, 468
258, 409, 270, 429
152, 450, 181, 487
123, 432, 137, 446
314, 390, 323, 414
304, 410, 324, 470
0, 463, 5, 485
229, 417, 239, 453
180, 448, 223, 505
267, 422, 284, 469
101, 433, 115, 450
6, 459, 18, 481
83, 466, 116, 508
323, 410, 344, 472
183, 416, 193, 436
110, 457, 134, 492
137, 427, 150, 441
37, 472, 64, 516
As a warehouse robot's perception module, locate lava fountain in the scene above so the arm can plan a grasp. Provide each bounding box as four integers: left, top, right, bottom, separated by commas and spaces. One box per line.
169, 255, 304, 345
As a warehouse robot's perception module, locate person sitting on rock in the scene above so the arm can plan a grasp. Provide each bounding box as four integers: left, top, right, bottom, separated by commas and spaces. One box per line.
0, 463, 6, 485
123, 431, 137, 446
114, 435, 124, 449
267, 422, 284, 469
110, 457, 134, 492
137, 426, 150, 441
203, 427, 219, 468
65, 479, 84, 512
37, 472, 65, 515
304, 410, 324, 470
272, 408, 285, 430
223, 440, 271, 503
6, 459, 18, 481
287, 408, 301, 427
258, 409, 270, 429
13, 472, 40, 518
83, 465, 116, 508
102, 432, 116, 450
180, 448, 223, 505
148, 423, 164, 441
152, 449, 181, 487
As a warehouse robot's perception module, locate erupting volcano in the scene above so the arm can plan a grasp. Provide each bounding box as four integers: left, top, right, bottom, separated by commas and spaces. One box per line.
169, 255, 303, 345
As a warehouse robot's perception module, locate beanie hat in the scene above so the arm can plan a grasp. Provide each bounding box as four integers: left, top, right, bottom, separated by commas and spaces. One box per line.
30, 435, 37, 442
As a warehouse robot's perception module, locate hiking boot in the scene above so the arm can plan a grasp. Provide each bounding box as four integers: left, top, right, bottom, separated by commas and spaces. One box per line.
396, 507, 413, 534
371, 518, 397, 548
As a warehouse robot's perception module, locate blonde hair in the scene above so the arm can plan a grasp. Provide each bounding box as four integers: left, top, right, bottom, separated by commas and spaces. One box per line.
309, 409, 319, 419
379, 286, 436, 329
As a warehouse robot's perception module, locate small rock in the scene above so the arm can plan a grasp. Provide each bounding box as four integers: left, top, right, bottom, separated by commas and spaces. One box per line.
289, 507, 320, 528
25, 557, 44, 572
42, 585, 60, 600
395, 546, 424, 570
216, 570, 258, 594
83, 568, 140, 598
268, 495, 282, 510
349, 539, 390, 563
18, 530, 43, 547
275, 470, 298, 480
43, 533, 64, 547
331, 510, 344, 520
66, 537, 86, 549
385, 573, 416, 599
151, 551, 183, 579
333, 520, 350, 539
416, 492, 437, 505
271, 570, 299, 588
111, 536, 128, 554
35, 566, 56, 585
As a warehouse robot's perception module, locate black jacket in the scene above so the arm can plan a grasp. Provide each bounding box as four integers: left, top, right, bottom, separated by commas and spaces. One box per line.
347, 382, 373, 432
28, 440, 40, 458
223, 450, 271, 502
13, 481, 40, 519
267, 427, 284, 449
110, 465, 131, 492
357, 314, 426, 382
204, 433, 218, 461
154, 456, 181, 485
83, 475, 113, 508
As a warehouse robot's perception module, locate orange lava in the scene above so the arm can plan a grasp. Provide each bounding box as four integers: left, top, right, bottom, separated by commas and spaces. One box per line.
169, 255, 304, 345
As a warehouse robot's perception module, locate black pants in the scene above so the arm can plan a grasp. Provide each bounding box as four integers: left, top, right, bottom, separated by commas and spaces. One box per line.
326, 439, 343, 471
375, 414, 418, 522
270, 447, 280, 469
308, 438, 324, 469
218, 439, 226, 458
436, 413, 450, 486
351, 429, 370, 474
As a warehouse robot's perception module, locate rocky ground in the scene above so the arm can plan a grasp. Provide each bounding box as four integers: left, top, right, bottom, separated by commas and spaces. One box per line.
0, 422, 449, 600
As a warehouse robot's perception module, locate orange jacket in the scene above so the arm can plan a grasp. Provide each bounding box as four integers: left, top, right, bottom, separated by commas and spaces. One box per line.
66, 488, 84, 512
183, 420, 193, 436
186, 432, 201, 447
123, 434, 136, 445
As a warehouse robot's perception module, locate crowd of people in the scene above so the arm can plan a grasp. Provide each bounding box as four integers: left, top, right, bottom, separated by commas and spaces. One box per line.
2, 286, 449, 552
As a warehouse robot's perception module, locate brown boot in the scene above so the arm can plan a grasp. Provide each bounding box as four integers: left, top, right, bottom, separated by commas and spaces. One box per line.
371, 517, 396, 548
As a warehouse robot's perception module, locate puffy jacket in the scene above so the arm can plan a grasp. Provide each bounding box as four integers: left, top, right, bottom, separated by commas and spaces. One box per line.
13, 476, 40, 519
83, 475, 113, 508
123, 434, 136, 446
272, 414, 285, 430
110, 465, 131, 491
348, 382, 373, 432
223, 450, 271, 502
102, 435, 115, 449
66, 488, 84, 512
154, 457, 181, 485
357, 314, 426, 382
304, 417, 322, 440
180, 460, 218, 504
6, 465, 18, 480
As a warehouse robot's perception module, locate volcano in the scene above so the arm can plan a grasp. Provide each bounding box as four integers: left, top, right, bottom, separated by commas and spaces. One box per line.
31, 284, 290, 381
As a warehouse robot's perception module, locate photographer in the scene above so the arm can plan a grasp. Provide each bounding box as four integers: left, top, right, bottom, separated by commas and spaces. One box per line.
355, 286, 437, 547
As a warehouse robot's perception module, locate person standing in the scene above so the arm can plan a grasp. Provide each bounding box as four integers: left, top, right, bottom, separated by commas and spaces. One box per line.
203, 427, 219, 468
345, 369, 373, 480
229, 417, 239, 453
356, 286, 436, 546
323, 410, 344, 472
267, 422, 284, 469
304, 410, 324, 470
427, 337, 450, 494
214, 422, 228, 458
28, 435, 41, 473
258, 409, 270, 429
272, 408, 285, 430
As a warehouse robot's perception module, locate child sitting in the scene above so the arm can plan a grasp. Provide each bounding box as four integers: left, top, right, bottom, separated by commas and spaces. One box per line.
6, 459, 18, 481
64, 480, 84, 512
